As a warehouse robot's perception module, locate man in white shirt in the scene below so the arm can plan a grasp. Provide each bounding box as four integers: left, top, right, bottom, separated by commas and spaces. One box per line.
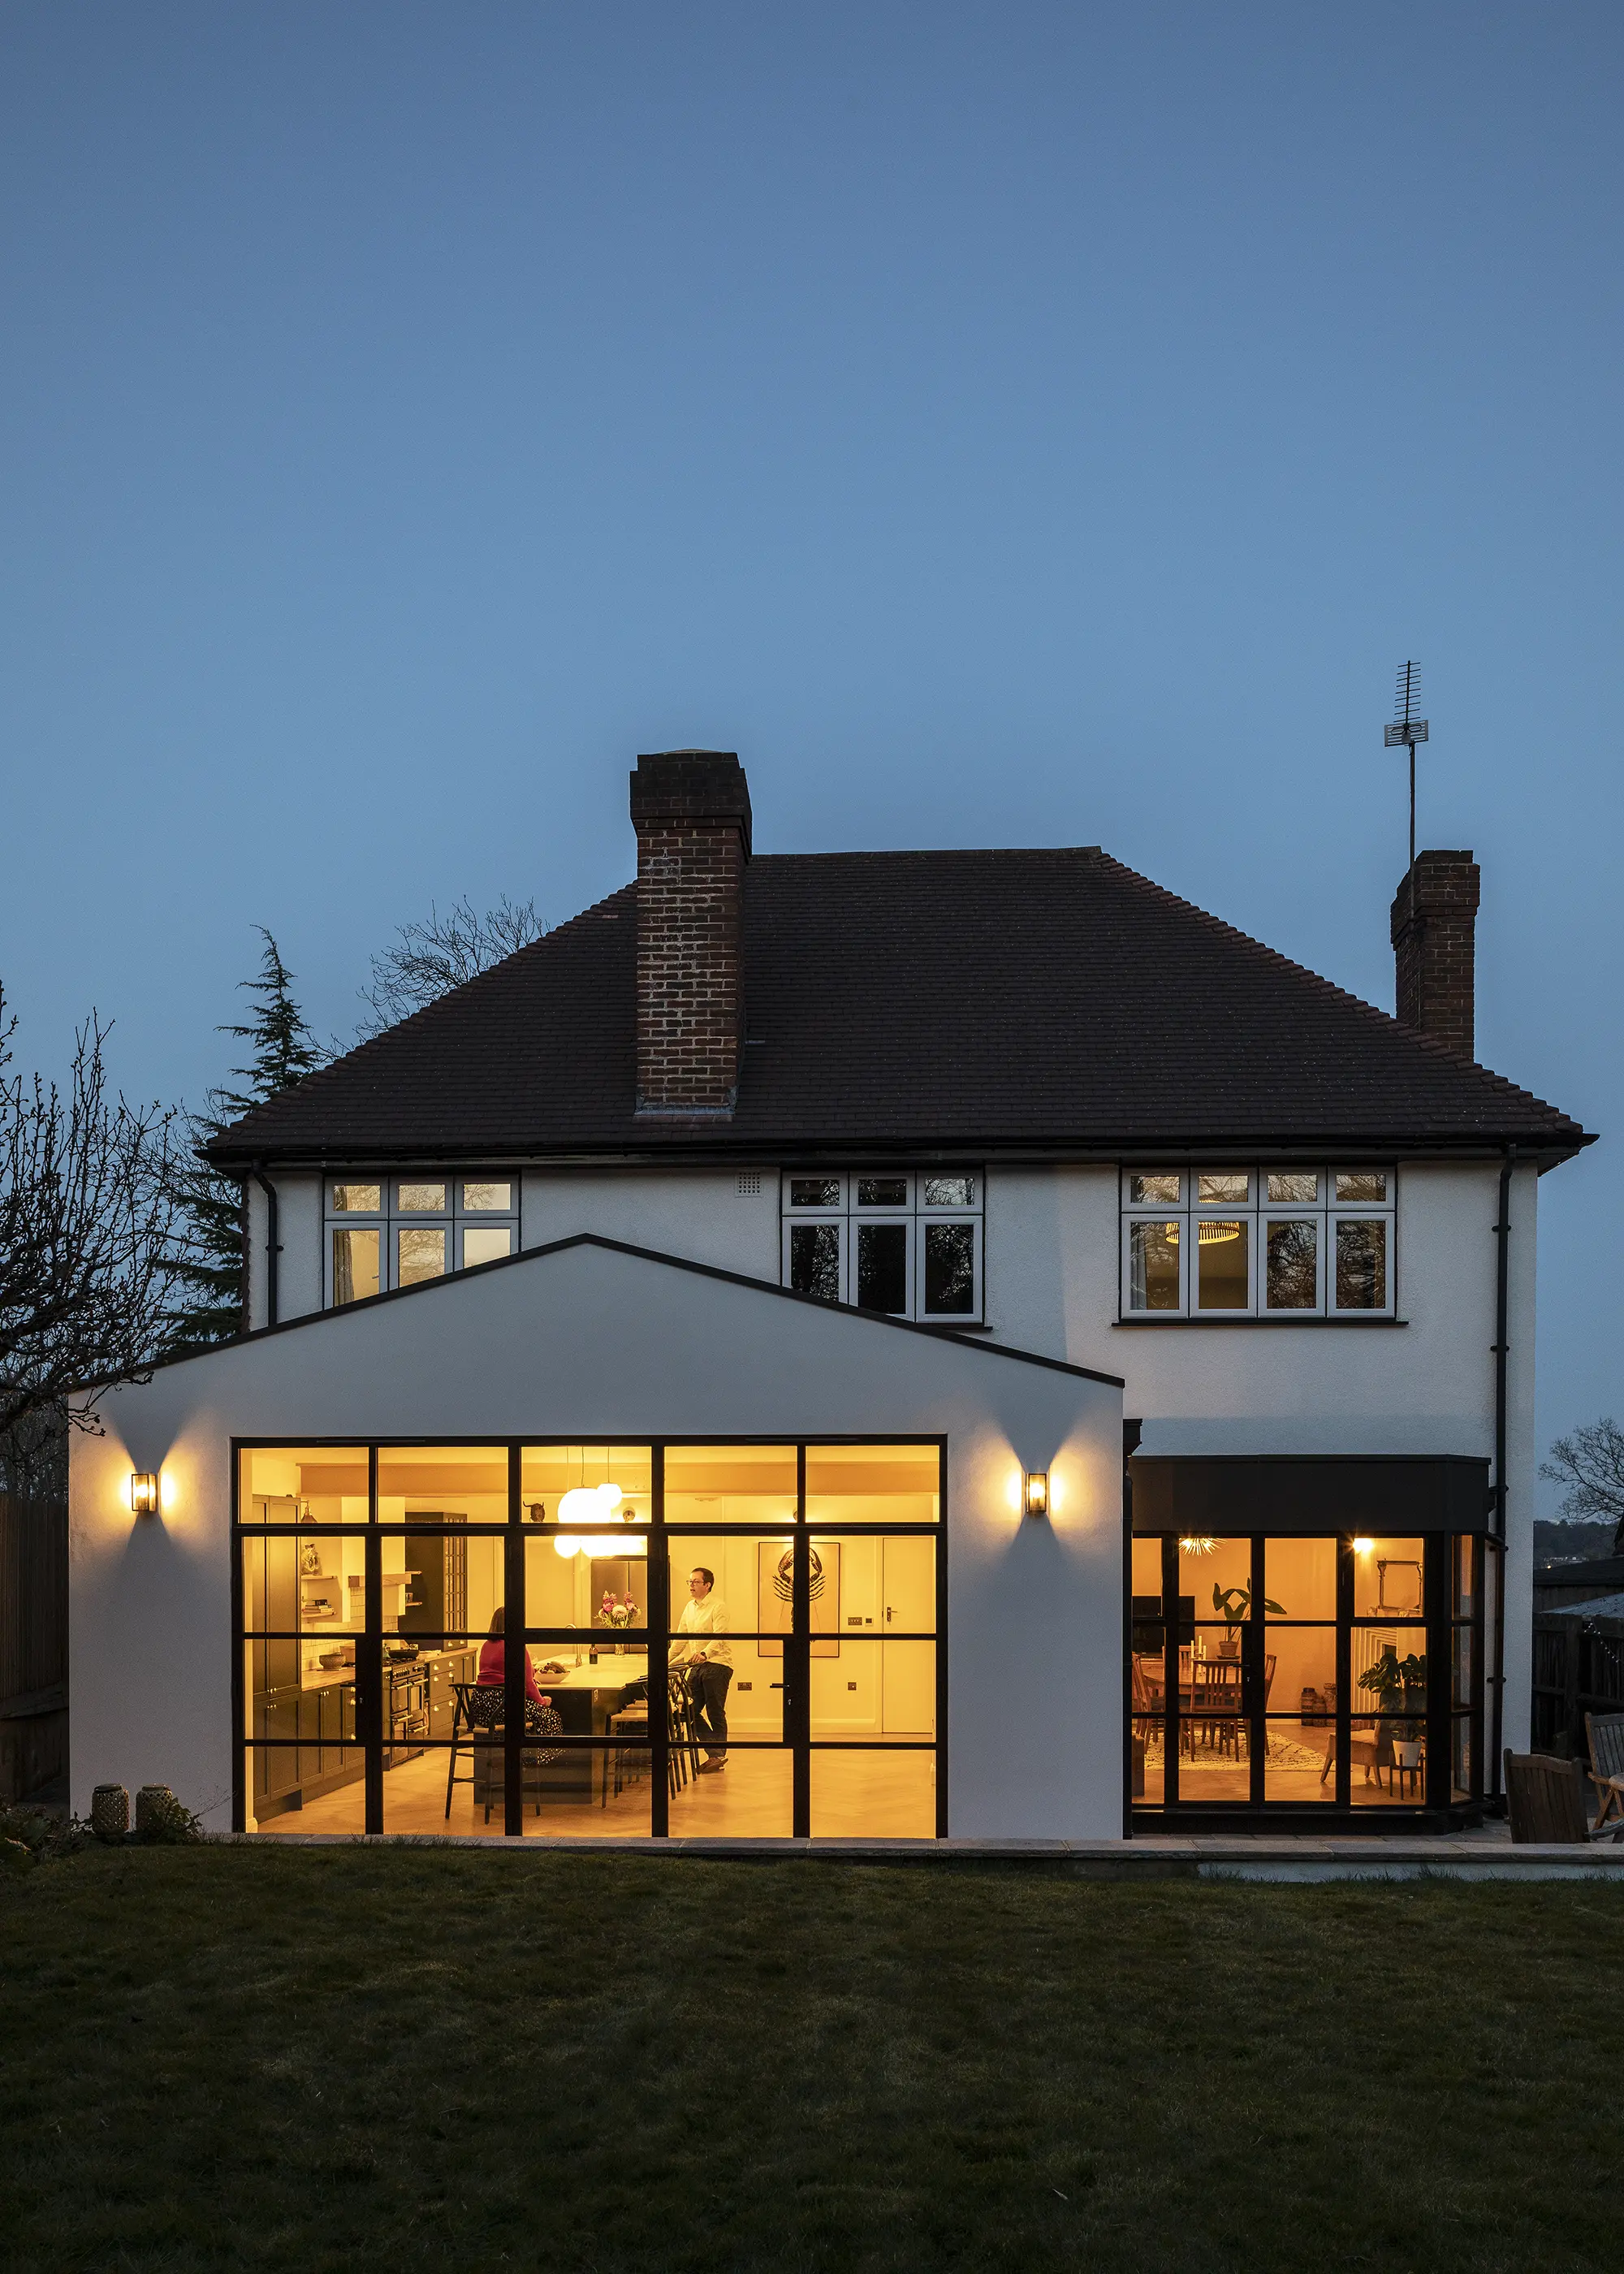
674, 1566, 732, 1771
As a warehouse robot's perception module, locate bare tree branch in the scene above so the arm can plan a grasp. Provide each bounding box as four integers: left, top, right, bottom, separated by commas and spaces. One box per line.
0, 985, 182, 1442
1540, 1418, 1624, 1551
357, 896, 545, 1037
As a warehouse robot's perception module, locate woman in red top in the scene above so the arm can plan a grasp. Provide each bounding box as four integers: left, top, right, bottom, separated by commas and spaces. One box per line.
471, 1606, 557, 1732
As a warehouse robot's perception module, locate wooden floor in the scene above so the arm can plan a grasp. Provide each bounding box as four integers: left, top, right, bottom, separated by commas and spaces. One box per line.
1140, 1722, 1432, 1808
254, 1744, 938, 1840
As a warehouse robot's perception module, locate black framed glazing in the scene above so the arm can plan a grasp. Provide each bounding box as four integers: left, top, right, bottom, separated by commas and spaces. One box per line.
1125, 1525, 1485, 1831
233, 1435, 947, 1841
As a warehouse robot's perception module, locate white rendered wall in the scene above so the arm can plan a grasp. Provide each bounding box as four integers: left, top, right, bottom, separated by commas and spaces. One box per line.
988, 1156, 1540, 1755
71, 1239, 1123, 1840
987, 1161, 1516, 1453
243, 1172, 323, 1328
520, 1168, 780, 1282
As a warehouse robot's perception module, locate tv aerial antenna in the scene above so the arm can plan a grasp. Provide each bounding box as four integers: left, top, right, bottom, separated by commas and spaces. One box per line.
1384, 660, 1428, 916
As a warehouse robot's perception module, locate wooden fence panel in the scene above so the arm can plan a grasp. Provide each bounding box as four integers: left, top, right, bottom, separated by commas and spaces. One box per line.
0, 1485, 69, 1805
1531, 1613, 1624, 1763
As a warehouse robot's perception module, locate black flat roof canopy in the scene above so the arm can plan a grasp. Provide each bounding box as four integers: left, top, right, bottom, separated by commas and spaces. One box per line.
1129, 1452, 1492, 1535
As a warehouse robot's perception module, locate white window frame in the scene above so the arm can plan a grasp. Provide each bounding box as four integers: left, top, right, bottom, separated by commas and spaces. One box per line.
1119, 1166, 1396, 1321
1259, 1212, 1325, 1316
324, 1174, 521, 1308
780, 1170, 984, 1323
1121, 1211, 1187, 1316
1328, 1167, 1395, 1319
1190, 1207, 1256, 1315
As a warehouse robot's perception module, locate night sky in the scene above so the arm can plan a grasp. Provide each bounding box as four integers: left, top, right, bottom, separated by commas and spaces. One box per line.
2, 4, 1618, 1498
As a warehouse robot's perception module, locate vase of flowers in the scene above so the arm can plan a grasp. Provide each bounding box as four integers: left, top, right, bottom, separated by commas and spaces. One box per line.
597, 1592, 638, 1652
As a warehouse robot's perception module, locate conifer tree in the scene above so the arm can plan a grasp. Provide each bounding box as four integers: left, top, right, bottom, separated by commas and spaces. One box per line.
165, 931, 328, 1351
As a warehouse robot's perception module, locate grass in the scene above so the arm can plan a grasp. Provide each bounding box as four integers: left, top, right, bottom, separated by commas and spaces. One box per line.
3, 1848, 1623, 2272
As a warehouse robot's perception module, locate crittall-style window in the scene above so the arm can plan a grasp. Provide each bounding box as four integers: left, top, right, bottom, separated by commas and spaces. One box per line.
1120, 1169, 1395, 1320
235, 1438, 944, 1840
780, 1173, 983, 1323
326, 1178, 520, 1308
1129, 1530, 1481, 1818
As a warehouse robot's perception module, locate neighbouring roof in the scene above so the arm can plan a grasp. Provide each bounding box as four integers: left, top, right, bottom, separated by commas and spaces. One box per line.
1544, 1593, 1624, 1623
209, 849, 1592, 1165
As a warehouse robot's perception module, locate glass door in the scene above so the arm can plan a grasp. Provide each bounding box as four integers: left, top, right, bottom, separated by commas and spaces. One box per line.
238, 1437, 944, 1840
661, 1442, 944, 1840
1129, 1529, 1483, 1822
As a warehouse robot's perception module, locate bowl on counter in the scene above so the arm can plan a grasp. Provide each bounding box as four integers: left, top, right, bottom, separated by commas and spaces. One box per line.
318, 1650, 345, 1669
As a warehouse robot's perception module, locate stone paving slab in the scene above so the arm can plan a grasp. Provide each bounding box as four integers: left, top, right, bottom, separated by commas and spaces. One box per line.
213, 1831, 1624, 1879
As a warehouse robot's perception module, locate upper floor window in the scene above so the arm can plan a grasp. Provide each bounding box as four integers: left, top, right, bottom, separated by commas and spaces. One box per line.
326, 1176, 520, 1307
1121, 1169, 1394, 1320
781, 1171, 983, 1323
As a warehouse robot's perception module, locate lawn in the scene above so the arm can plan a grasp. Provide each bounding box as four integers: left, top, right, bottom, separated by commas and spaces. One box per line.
3, 1847, 1622, 2272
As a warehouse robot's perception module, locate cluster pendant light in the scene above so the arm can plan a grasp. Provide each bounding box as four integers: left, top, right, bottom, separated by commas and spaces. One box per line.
551, 1474, 647, 1558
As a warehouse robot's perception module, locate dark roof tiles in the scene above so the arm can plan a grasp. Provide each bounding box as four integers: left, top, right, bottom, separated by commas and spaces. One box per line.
209, 849, 1589, 1162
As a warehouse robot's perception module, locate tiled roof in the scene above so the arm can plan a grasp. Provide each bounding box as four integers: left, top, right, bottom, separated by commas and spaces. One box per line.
209, 849, 1591, 1163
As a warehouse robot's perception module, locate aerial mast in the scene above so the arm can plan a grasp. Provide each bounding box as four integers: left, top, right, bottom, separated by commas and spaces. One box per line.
1384, 660, 1429, 919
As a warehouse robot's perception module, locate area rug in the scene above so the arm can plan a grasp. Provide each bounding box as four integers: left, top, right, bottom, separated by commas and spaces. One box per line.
1140, 1730, 1325, 1772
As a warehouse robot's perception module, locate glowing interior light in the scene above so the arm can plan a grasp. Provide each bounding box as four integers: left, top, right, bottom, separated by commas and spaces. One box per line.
558, 1485, 604, 1523
1352, 1537, 1375, 1554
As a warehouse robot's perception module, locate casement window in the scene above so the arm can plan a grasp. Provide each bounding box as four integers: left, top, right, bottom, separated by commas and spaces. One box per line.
781, 1172, 983, 1323
1120, 1169, 1395, 1320
326, 1178, 520, 1307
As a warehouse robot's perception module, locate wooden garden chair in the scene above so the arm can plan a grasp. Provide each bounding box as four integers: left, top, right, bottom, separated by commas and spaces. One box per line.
1503, 1749, 1620, 1844
1583, 1712, 1624, 1835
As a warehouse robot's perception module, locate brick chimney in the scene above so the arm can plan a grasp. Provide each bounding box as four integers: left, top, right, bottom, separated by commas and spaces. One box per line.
1390, 850, 1481, 1058
630, 750, 752, 1117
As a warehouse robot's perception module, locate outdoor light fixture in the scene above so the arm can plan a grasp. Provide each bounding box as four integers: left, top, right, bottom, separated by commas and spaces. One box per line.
129, 1472, 160, 1518
1023, 1470, 1049, 1519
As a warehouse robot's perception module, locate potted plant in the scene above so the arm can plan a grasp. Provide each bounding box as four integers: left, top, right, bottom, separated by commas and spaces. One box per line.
1346, 1646, 1410, 1764
1211, 1581, 1285, 1657
1394, 1651, 1427, 1765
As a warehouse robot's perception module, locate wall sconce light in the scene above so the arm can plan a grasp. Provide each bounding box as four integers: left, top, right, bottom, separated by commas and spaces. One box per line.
129, 1472, 160, 1518
1023, 1470, 1050, 1519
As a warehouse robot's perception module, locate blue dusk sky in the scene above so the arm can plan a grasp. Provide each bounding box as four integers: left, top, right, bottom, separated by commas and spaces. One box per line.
1, 4, 1619, 1498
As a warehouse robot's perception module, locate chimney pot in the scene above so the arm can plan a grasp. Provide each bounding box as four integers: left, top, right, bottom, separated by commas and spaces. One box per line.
1390, 850, 1480, 1058
630, 751, 751, 1116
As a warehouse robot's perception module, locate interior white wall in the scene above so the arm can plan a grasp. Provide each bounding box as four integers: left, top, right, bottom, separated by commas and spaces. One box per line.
70, 1239, 1123, 1840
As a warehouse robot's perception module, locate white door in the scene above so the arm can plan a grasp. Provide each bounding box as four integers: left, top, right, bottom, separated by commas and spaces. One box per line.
880, 1536, 936, 1735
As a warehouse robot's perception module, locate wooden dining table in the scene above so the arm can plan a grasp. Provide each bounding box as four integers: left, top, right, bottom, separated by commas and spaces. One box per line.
1134, 1653, 1245, 1754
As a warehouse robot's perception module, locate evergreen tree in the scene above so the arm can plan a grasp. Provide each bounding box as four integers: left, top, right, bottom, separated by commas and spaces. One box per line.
165, 931, 328, 1351
217, 928, 330, 1113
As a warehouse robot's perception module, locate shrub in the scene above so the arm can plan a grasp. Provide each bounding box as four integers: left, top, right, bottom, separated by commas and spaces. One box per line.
0, 1806, 91, 1861
133, 1788, 203, 1844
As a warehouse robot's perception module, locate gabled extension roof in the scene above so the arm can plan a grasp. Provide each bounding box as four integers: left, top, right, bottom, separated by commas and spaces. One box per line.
209, 849, 1591, 1165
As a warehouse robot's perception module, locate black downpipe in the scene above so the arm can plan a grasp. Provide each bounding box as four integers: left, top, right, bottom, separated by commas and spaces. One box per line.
1489, 1144, 1517, 1801
250, 1164, 280, 1328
